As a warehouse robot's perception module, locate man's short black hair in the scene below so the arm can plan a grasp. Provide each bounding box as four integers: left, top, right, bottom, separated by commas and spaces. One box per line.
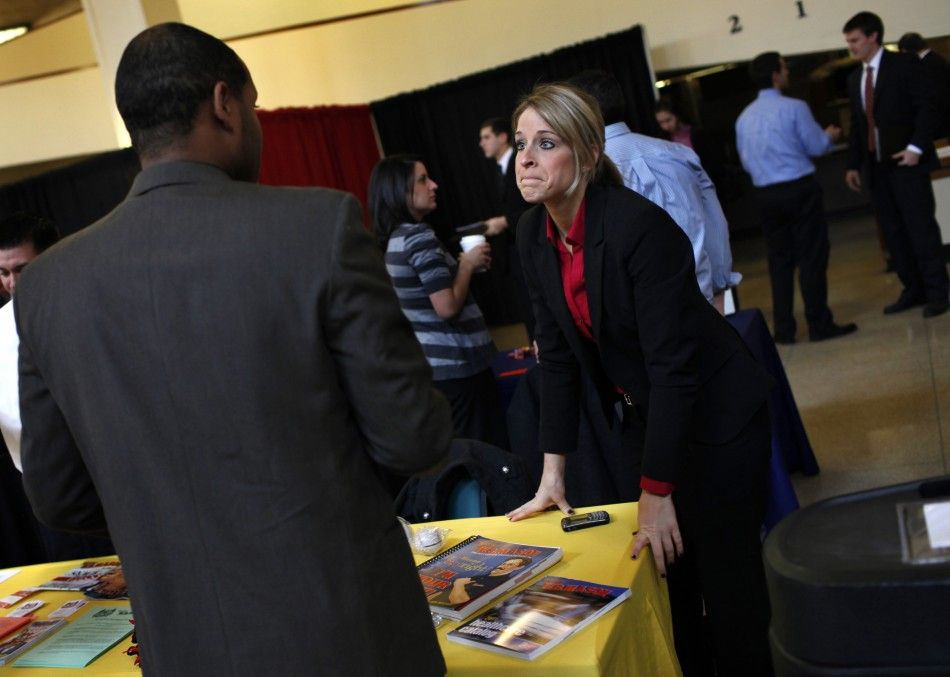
898, 32, 928, 53
0, 213, 60, 254
843, 11, 884, 44
567, 70, 626, 125
115, 22, 250, 158
749, 52, 782, 90
480, 117, 511, 138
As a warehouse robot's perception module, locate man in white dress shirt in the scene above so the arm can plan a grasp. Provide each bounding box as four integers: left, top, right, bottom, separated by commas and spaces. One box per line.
0, 213, 59, 470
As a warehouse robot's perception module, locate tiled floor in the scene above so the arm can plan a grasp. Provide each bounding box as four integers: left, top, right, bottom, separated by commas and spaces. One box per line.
490, 211, 950, 508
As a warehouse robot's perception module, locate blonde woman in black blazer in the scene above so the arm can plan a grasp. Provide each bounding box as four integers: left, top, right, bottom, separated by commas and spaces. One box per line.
505, 83, 774, 676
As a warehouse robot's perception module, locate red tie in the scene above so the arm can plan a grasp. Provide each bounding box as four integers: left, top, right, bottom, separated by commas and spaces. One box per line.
864, 66, 875, 153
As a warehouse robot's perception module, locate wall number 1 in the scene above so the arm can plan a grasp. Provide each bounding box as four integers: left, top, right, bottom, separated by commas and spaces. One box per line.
729, 2, 806, 35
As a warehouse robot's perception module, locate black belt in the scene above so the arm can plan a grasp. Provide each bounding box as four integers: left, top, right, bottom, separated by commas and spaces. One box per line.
758, 174, 812, 190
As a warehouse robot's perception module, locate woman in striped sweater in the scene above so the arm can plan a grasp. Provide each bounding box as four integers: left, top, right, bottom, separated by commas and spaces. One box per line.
368, 155, 508, 450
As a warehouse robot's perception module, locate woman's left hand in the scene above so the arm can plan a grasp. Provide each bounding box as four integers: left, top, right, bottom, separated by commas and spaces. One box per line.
506, 453, 573, 521
631, 491, 683, 576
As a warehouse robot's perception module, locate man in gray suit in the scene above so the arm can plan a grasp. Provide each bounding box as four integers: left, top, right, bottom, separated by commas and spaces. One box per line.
15, 23, 452, 676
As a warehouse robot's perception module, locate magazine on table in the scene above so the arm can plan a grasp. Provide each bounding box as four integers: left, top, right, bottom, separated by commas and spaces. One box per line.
447, 575, 631, 660
417, 535, 562, 620
33, 561, 128, 599
0, 616, 32, 640
0, 619, 67, 665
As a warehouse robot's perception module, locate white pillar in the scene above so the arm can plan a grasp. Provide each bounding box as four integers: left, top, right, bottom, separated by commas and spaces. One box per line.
80, 0, 180, 149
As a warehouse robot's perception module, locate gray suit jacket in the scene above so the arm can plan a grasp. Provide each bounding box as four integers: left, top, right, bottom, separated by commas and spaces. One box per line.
15, 161, 451, 676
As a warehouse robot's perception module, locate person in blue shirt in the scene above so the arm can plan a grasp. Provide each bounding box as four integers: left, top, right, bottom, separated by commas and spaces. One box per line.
736, 52, 858, 344
570, 70, 741, 314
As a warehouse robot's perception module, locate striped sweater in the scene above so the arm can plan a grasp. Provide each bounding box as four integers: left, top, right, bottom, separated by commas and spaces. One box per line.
385, 222, 493, 380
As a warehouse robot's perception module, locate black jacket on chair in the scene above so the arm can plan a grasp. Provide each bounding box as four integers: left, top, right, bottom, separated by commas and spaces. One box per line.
395, 438, 534, 522
517, 183, 771, 486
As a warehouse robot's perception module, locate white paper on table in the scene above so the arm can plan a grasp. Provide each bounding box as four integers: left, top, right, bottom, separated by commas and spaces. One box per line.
49, 600, 87, 619
0, 570, 20, 585
923, 502, 950, 548
9, 600, 45, 617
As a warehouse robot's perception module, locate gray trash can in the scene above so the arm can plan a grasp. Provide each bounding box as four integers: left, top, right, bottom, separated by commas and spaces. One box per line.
763, 476, 950, 676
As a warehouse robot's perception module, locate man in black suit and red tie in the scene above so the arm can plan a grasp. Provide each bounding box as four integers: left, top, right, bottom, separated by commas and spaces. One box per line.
843, 11, 949, 318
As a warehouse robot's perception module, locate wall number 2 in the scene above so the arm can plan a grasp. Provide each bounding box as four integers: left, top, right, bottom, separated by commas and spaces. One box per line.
730, 2, 806, 35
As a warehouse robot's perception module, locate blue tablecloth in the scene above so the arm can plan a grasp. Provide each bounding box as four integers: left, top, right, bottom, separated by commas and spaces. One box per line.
726, 308, 819, 530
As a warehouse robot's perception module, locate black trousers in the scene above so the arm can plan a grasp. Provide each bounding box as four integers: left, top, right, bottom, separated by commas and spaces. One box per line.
620, 403, 773, 676
869, 162, 949, 303
434, 368, 509, 450
669, 404, 773, 676
755, 176, 833, 339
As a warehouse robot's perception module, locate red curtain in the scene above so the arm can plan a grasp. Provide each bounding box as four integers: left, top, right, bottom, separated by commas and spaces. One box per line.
256, 105, 381, 216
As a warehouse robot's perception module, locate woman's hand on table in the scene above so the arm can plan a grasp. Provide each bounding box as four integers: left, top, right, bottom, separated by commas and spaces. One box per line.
506, 453, 573, 521
632, 490, 683, 576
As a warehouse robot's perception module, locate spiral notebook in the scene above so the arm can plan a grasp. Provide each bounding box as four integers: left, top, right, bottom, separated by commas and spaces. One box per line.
417, 535, 562, 620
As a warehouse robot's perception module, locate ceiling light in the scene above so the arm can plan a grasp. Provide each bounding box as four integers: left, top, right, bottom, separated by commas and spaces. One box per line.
0, 25, 29, 46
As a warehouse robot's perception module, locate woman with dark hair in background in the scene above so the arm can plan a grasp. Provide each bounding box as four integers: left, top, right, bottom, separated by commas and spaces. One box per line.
655, 98, 724, 188
505, 83, 773, 675
368, 155, 507, 449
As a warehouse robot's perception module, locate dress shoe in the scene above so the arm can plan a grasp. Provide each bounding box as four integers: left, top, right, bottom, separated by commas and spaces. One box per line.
883, 295, 925, 315
923, 301, 950, 318
809, 322, 858, 342
773, 333, 795, 345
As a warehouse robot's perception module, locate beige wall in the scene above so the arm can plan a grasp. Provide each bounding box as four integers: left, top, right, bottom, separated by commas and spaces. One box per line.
2, 0, 949, 170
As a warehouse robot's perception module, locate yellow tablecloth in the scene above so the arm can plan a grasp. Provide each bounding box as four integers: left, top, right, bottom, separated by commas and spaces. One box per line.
0, 559, 134, 675
0, 502, 680, 675
416, 502, 681, 676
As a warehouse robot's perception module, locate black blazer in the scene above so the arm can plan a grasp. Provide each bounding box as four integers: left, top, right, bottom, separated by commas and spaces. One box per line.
517, 183, 771, 485
920, 50, 950, 140
847, 49, 941, 171
16, 161, 450, 676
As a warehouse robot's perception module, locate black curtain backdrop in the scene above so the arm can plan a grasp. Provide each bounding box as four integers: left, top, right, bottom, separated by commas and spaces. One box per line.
0, 149, 140, 238
370, 24, 656, 324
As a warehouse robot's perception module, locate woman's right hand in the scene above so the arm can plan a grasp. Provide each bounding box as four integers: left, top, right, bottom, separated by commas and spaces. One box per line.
459, 243, 491, 271
506, 453, 573, 521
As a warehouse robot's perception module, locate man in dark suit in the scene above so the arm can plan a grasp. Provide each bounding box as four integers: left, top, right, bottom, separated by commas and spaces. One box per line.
898, 32, 950, 140
479, 117, 535, 337
843, 11, 949, 317
15, 23, 451, 676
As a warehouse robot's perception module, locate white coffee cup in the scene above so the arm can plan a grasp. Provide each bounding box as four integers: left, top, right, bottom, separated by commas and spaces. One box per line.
459, 234, 487, 252
459, 234, 488, 272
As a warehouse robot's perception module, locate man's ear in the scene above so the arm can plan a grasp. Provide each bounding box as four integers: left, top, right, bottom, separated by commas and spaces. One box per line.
211, 80, 237, 132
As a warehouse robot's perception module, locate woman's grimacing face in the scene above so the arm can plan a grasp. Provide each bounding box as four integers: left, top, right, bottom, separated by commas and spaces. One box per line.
514, 107, 578, 205
408, 161, 438, 220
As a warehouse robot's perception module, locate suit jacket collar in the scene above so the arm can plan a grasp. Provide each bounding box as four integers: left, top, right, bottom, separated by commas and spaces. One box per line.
873, 48, 894, 106
129, 161, 233, 198
532, 203, 575, 334
584, 184, 607, 341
